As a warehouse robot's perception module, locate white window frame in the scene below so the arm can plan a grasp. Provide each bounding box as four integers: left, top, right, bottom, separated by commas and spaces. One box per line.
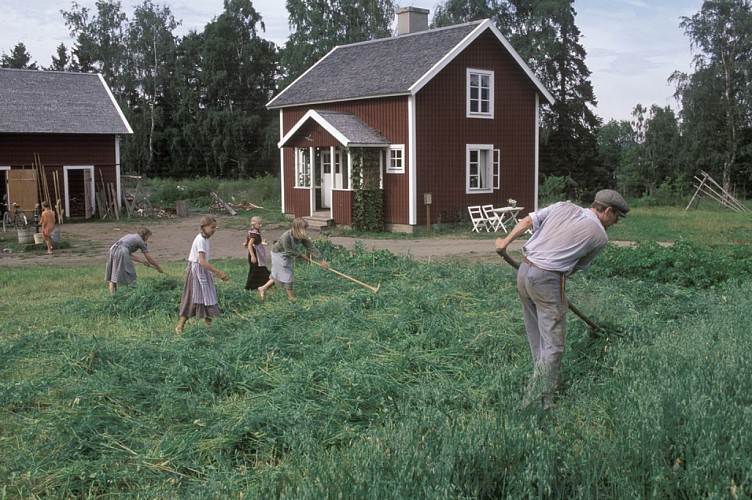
493, 149, 501, 189
466, 69, 494, 119
294, 147, 311, 188
466, 144, 495, 194
387, 145, 405, 174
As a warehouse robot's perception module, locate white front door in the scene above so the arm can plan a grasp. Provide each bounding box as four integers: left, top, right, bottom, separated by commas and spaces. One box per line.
321, 150, 332, 208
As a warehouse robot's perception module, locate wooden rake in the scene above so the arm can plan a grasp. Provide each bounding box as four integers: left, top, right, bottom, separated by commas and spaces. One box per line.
308, 259, 381, 293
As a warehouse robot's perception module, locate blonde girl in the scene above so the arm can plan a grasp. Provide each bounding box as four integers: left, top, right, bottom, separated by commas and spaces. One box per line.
244, 215, 270, 290
258, 217, 328, 300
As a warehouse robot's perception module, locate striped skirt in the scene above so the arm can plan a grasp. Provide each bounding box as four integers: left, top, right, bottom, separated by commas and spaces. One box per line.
105, 243, 137, 285
178, 262, 221, 319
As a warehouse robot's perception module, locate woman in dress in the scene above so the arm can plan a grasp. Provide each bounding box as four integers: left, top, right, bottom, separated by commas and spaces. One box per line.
244, 216, 270, 291
175, 215, 229, 334
257, 217, 327, 300
105, 227, 164, 295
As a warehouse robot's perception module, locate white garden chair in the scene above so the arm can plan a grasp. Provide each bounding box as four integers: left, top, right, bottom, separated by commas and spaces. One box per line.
468, 205, 489, 232
482, 204, 502, 232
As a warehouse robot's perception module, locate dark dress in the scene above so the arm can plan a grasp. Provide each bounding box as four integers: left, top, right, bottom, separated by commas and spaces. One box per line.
244, 229, 270, 290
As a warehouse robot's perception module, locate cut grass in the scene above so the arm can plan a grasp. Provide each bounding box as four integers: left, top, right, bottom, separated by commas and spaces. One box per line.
1, 222, 751, 497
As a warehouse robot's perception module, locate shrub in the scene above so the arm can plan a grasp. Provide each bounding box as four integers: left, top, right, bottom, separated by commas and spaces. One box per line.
539, 175, 567, 205
590, 240, 752, 288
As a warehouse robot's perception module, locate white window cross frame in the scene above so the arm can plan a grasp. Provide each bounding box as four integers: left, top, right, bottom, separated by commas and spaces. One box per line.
467, 68, 494, 119
387, 144, 405, 174
466, 144, 498, 194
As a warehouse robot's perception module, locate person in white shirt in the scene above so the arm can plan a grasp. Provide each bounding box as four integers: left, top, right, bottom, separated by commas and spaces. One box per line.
175, 215, 229, 334
495, 189, 629, 410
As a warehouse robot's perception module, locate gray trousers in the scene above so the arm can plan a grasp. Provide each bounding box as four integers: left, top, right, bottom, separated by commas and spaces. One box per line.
517, 262, 567, 406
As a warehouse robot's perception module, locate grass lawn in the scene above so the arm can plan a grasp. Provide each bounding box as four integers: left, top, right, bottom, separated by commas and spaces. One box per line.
1, 206, 751, 497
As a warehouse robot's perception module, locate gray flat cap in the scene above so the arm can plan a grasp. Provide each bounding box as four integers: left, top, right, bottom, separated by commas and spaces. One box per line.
594, 189, 629, 217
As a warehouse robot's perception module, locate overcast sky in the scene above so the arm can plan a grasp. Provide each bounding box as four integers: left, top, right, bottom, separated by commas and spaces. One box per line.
1, 0, 704, 123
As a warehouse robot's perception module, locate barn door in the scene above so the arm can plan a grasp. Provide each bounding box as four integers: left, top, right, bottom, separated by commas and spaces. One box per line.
7, 169, 38, 213
83, 169, 93, 219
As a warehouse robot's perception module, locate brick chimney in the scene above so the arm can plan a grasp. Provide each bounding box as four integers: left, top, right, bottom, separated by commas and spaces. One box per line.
396, 7, 429, 35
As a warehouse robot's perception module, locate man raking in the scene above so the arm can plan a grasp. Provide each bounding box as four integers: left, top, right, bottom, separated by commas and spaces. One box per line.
495, 189, 629, 411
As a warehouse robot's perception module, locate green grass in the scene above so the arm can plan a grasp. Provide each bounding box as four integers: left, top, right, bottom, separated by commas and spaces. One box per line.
326, 204, 752, 246
606, 205, 752, 244
2, 229, 751, 496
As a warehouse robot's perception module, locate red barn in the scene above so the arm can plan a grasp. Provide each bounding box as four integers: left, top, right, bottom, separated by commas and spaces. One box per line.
0, 68, 132, 220
267, 9, 554, 231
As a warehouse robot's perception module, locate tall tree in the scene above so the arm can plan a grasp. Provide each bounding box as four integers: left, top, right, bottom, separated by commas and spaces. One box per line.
675, 0, 752, 193
433, 0, 506, 26
46, 43, 73, 71
61, 1, 128, 95
597, 119, 636, 195
192, 0, 279, 177
168, 31, 209, 176
122, 0, 180, 175
1, 43, 38, 69
623, 104, 682, 197
512, 0, 604, 199
281, 0, 395, 87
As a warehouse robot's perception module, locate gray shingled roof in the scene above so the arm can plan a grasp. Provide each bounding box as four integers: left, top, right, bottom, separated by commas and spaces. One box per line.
0, 68, 132, 135
279, 109, 389, 148
268, 21, 484, 108
315, 110, 388, 146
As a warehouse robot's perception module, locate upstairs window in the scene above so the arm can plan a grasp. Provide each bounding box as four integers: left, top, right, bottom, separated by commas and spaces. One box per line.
387, 145, 405, 174
467, 69, 494, 119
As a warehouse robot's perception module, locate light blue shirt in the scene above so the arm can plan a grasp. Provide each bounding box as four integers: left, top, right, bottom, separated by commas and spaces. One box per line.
522, 201, 608, 275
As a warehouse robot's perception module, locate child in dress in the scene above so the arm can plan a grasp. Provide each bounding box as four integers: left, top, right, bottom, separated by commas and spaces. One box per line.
258, 217, 328, 300
244, 216, 270, 291
105, 228, 164, 295
175, 215, 229, 334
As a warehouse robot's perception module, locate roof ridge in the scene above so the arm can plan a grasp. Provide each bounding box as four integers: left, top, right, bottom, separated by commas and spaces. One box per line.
331, 19, 486, 51
0, 68, 101, 77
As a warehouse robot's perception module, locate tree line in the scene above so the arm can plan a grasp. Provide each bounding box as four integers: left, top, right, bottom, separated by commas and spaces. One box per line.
2, 0, 751, 201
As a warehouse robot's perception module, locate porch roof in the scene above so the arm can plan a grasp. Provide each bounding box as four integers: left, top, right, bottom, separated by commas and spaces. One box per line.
278, 109, 390, 148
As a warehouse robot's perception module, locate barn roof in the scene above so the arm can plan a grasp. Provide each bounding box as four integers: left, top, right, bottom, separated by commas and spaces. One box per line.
267, 19, 554, 109
0, 68, 132, 135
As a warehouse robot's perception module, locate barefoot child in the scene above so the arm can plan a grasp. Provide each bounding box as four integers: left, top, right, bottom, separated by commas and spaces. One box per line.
39, 201, 56, 255
105, 228, 165, 295
244, 216, 270, 291
258, 217, 328, 300
175, 215, 229, 333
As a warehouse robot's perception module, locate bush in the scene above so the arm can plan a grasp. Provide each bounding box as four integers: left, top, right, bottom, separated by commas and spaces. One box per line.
539, 175, 567, 205
590, 240, 752, 288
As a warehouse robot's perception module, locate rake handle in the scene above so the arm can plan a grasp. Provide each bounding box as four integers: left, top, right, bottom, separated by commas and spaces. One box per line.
308, 258, 380, 293
496, 249, 601, 331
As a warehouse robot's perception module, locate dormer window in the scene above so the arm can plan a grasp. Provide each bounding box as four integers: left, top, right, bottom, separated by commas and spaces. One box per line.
467, 69, 494, 119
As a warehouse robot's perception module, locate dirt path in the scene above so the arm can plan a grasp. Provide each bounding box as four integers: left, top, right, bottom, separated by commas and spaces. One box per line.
0, 214, 523, 268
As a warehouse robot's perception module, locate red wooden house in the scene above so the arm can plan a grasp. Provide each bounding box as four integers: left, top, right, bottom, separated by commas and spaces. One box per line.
0, 68, 132, 220
267, 8, 554, 231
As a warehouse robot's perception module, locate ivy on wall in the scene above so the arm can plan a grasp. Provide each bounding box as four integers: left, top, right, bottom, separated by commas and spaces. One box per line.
352, 189, 384, 231
350, 148, 384, 231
